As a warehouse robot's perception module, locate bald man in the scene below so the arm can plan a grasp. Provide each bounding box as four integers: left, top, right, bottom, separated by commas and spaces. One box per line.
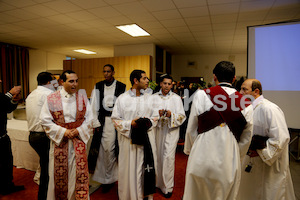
238, 79, 295, 200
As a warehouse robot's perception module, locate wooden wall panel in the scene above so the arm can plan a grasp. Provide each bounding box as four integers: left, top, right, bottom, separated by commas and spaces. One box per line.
63, 60, 72, 71
63, 55, 151, 97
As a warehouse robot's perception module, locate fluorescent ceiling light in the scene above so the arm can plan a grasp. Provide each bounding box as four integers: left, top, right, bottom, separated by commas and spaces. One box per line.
116, 24, 150, 37
73, 49, 97, 54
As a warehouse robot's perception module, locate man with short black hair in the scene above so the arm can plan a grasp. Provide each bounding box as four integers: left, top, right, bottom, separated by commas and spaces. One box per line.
183, 61, 253, 200
88, 64, 126, 193
26, 71, 57, 200
111, 69, 158, 200
152, 74, 186, 198
238, 79, 295, 200
40, 70, 93, 200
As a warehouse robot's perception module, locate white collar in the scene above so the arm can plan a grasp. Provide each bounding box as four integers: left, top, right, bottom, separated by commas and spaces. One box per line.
252, 95, 264, 109
129, 88, 144, 97
37, 85, 53, 92
218, 82, 232, 86
61, 88, 76, 98
158, 89, 171, 96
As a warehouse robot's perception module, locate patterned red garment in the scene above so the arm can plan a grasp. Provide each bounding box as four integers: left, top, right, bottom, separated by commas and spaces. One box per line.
47, 91, 89, 200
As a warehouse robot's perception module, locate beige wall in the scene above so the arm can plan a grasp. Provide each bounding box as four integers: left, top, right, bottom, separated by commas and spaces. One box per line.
29, 49, 65, 92
172, 54, 247, 85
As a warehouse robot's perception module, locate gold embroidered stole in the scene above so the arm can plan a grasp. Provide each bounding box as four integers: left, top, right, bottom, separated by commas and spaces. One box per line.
47, 91, 89, 200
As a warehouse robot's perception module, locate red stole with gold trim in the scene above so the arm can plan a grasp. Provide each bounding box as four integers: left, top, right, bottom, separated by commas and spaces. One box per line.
47, 91, 89, 200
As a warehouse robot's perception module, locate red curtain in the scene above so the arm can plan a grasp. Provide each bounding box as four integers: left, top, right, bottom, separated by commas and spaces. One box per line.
0, 43, 29, 101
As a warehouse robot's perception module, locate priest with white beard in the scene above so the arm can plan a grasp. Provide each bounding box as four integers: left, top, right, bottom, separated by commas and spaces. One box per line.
152, 74, 186, 198
238, 79, 295, 200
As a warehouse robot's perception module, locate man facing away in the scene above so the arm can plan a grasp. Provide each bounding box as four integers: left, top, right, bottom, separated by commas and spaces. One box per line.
111, 70, 159, 200
152, 74, 186, 198
183, 61, 253, 200
0, 81, 23, 195
88, 64, 126, 193
237, 79, 295, 200
40, 70, 93, 200
26, 72, 58, 200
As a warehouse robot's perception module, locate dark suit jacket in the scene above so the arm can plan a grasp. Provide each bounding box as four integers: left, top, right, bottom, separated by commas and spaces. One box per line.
0, 93, 17, 136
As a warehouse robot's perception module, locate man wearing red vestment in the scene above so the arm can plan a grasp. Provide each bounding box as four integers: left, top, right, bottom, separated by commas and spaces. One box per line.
40, 70, 93, 200
183, 61, 253, 200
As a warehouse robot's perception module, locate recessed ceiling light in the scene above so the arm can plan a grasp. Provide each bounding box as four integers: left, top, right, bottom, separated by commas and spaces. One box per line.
73, 49, 97, 54
116, 24, 150, 37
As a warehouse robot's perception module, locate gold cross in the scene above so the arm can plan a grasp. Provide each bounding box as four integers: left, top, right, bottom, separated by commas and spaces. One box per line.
78, 174, 88, 183
76, 144, 85, 154
56, 179, 66, 189
78, 158, 86, 170
56, 152, 67, 162
54, 111, 61, 118
56, 166, 66, 176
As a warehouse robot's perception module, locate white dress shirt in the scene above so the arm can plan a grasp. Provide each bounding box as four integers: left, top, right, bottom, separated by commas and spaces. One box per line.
26, 85, 53, 132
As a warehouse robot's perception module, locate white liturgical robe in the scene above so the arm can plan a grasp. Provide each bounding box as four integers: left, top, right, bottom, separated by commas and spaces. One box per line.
90, 81, 118, 184
183, 86, 253, 200
152, 90, 186, 194
111, 90, 158, 200
40, 89, 93, 200
237, 95, 295, 200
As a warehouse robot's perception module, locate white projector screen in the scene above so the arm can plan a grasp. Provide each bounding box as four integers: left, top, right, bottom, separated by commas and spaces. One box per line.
248, 21, 300, 129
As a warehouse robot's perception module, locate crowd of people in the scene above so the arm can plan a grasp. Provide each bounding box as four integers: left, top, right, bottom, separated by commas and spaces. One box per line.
0, 61, 296, 200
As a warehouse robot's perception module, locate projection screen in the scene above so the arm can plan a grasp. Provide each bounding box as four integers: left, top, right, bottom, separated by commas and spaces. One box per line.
248, 20, 300, 129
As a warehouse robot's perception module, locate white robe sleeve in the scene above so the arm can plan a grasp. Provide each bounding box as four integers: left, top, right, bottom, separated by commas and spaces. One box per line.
76, 96, 93, 144
148, 94, 159, 129
257, 105, 290, 166
111, 96, 132, 138
90, 86, 101, 128
40, 100, 66, 146
184, 90, 211, 155
168, 96, 186, 129
183, 97, 199, 155
238, 104, 254, 161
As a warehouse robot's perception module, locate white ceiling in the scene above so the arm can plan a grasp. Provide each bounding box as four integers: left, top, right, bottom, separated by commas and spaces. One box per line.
0, 0, 299, 58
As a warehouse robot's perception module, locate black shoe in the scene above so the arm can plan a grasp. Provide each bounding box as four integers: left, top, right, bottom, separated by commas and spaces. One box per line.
0, 185, 25, 195
164, 192, 173, 198
101, 183, 114, 193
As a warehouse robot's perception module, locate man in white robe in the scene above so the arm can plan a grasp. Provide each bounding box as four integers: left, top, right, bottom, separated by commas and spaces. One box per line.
26, 72, 58, 200
88, 64, 126, 193
237, 79, 295, 200
40, 70, 93, 200
111, 70, 158, 200
183, 61, 253, 200
152, 74, 186, 198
